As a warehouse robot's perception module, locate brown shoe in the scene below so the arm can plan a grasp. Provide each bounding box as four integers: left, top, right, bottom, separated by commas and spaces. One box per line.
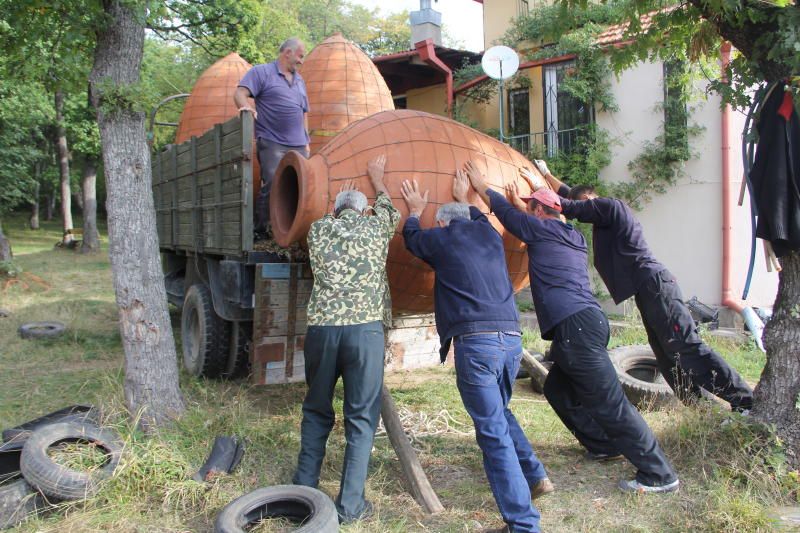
481, 526, 509, 533
532, 477, 555, 500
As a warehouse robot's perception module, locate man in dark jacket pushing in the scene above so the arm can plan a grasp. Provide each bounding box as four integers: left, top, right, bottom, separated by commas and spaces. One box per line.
529, 161, 753, 412
464, 161, 678, 494
402, 170, 552, 533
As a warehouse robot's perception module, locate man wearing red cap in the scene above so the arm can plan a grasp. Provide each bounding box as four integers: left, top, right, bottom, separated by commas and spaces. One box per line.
464, 161, 679, 494
528, 161, 753, 414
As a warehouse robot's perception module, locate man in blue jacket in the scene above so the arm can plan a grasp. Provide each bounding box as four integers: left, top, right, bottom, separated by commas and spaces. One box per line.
530, 161, 753, 412
401, 170, 551, 533
464, 161, 678, 495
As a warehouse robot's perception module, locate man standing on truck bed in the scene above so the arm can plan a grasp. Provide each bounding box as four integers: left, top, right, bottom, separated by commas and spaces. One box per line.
292, 155, 400, 524
527, 160, 753, 413
234, 37, 310, 240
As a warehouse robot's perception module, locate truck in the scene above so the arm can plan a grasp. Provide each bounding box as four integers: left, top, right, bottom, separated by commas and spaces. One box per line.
151, 111, 314, 385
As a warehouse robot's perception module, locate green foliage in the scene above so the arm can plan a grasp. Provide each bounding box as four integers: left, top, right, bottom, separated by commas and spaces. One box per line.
527, 124, 614, 191
0, 66, 53, 216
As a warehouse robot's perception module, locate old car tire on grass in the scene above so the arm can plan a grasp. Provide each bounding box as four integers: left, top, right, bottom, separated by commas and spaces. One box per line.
19, 422, 122, 501
17, 322, 65, 340
0, 478, 46, 529
181, 284, 229, 378
609, 345, 675, 409
214, 485, 338, 533
2, 405, 99, 444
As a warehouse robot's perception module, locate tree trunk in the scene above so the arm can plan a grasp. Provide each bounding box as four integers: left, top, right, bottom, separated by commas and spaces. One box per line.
752, 251, 800, 467
89, 0, 184, 429
0, 220, 11, 262
55, 90, 74, 244
45, 192, 55, 221
73, 187, 84, 211
30, 168, 40, 230
80, 159, 100, 254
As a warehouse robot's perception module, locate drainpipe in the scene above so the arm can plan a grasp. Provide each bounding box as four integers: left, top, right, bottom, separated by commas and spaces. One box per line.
415, 39, 453, 117
719, 41, 765, 350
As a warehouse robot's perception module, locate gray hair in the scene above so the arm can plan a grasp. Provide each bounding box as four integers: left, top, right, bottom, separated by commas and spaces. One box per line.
279, 38, 304, 53
435, 202, 470, 226
334, 190, 368, 217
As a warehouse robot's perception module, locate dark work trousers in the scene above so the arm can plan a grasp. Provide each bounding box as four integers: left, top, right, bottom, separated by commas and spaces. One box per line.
543, 307, 677, 486
292, 321, 384, 521
634, 269, 754, 411
454, 332, 546, 533
255, 139, 308, 233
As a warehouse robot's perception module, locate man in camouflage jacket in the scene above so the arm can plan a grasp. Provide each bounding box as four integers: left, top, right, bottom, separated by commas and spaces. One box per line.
292, 154, 400, 524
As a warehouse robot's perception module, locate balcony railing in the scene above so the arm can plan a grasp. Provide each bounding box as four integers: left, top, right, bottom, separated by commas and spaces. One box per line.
506, 127, 586, 157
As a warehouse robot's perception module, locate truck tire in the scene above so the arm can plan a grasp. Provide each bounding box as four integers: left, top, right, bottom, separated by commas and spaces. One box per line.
609, 345, 675, 410
222, 322, 251, 379
20, 422, 122, 501
214, 485, 338, 533
181, 284, 229, 378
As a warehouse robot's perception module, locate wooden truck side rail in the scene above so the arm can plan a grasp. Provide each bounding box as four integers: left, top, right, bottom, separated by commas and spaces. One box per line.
151, 112, 254, 256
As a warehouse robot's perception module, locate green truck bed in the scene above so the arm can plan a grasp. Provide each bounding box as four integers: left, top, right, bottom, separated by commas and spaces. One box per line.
151, 113, 255, 256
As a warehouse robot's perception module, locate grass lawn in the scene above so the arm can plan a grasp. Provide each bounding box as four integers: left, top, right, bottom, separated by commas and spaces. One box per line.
0, 214, 796, 532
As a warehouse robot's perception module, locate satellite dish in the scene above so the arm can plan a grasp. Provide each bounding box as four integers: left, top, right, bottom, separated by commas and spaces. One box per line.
481, 46, 519, 80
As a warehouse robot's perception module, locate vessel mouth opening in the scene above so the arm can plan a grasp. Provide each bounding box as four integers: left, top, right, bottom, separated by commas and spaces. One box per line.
273, 164, 299, 237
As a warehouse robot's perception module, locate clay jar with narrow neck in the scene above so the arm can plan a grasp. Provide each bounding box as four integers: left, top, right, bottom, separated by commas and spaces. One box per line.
271, 109, 546, 314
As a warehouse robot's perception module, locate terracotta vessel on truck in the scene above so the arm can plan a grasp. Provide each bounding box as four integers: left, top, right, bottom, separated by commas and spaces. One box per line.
270, 109, 547, 313
299, 33, 395, 154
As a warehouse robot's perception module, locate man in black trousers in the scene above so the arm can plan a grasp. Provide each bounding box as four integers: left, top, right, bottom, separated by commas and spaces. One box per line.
465, 161, 679, 494
530, 161, 753, 412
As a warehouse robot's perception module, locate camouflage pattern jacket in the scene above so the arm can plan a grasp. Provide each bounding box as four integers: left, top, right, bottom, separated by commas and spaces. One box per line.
307, 192, 401, 326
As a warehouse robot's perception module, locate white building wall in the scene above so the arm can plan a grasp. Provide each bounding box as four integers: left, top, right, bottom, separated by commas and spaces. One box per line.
595, 60, 778, 308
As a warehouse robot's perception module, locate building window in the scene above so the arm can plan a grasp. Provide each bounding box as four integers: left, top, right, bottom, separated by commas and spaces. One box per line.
543, 60, 592, 156
393, 96, 407, 109
509, 88, 531, 153
517, 0, 529, 16
663, 61, 688, 152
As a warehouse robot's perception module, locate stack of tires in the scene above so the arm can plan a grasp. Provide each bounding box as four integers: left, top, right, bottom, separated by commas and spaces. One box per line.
0, 407, 122, 530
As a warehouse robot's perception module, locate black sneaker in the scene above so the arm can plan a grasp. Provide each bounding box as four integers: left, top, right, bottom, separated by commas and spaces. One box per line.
618, 478, 680, 493
584, 450, 624, 462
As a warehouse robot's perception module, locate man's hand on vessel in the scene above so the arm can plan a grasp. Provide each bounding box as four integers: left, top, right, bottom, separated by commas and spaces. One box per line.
339, 180, 358, 193
464, 161, 488, 193
401, 179, 429, 217
519, 167, 546, 191
506, 182, 527, 211
453, 169, 470, 203
367, 154, 386, 183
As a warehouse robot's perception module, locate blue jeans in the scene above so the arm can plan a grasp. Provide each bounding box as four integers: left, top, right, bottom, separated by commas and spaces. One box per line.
454, 331, 545, 533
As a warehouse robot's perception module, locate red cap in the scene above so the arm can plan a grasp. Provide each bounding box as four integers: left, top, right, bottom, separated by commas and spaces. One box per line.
520, 188, 562, 212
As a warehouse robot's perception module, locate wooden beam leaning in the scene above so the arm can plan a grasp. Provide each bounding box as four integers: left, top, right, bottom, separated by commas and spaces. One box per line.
380, 384, 445, 514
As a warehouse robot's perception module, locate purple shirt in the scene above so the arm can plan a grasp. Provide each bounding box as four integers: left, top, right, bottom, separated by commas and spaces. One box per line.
238, 61, 310, 146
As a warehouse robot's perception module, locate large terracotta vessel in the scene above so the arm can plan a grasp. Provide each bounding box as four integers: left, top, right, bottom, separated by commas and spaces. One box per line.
300, 33, 395, 154
175, 53, 253, 143
271, 109, 547, 313
174, 52, 261, 202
